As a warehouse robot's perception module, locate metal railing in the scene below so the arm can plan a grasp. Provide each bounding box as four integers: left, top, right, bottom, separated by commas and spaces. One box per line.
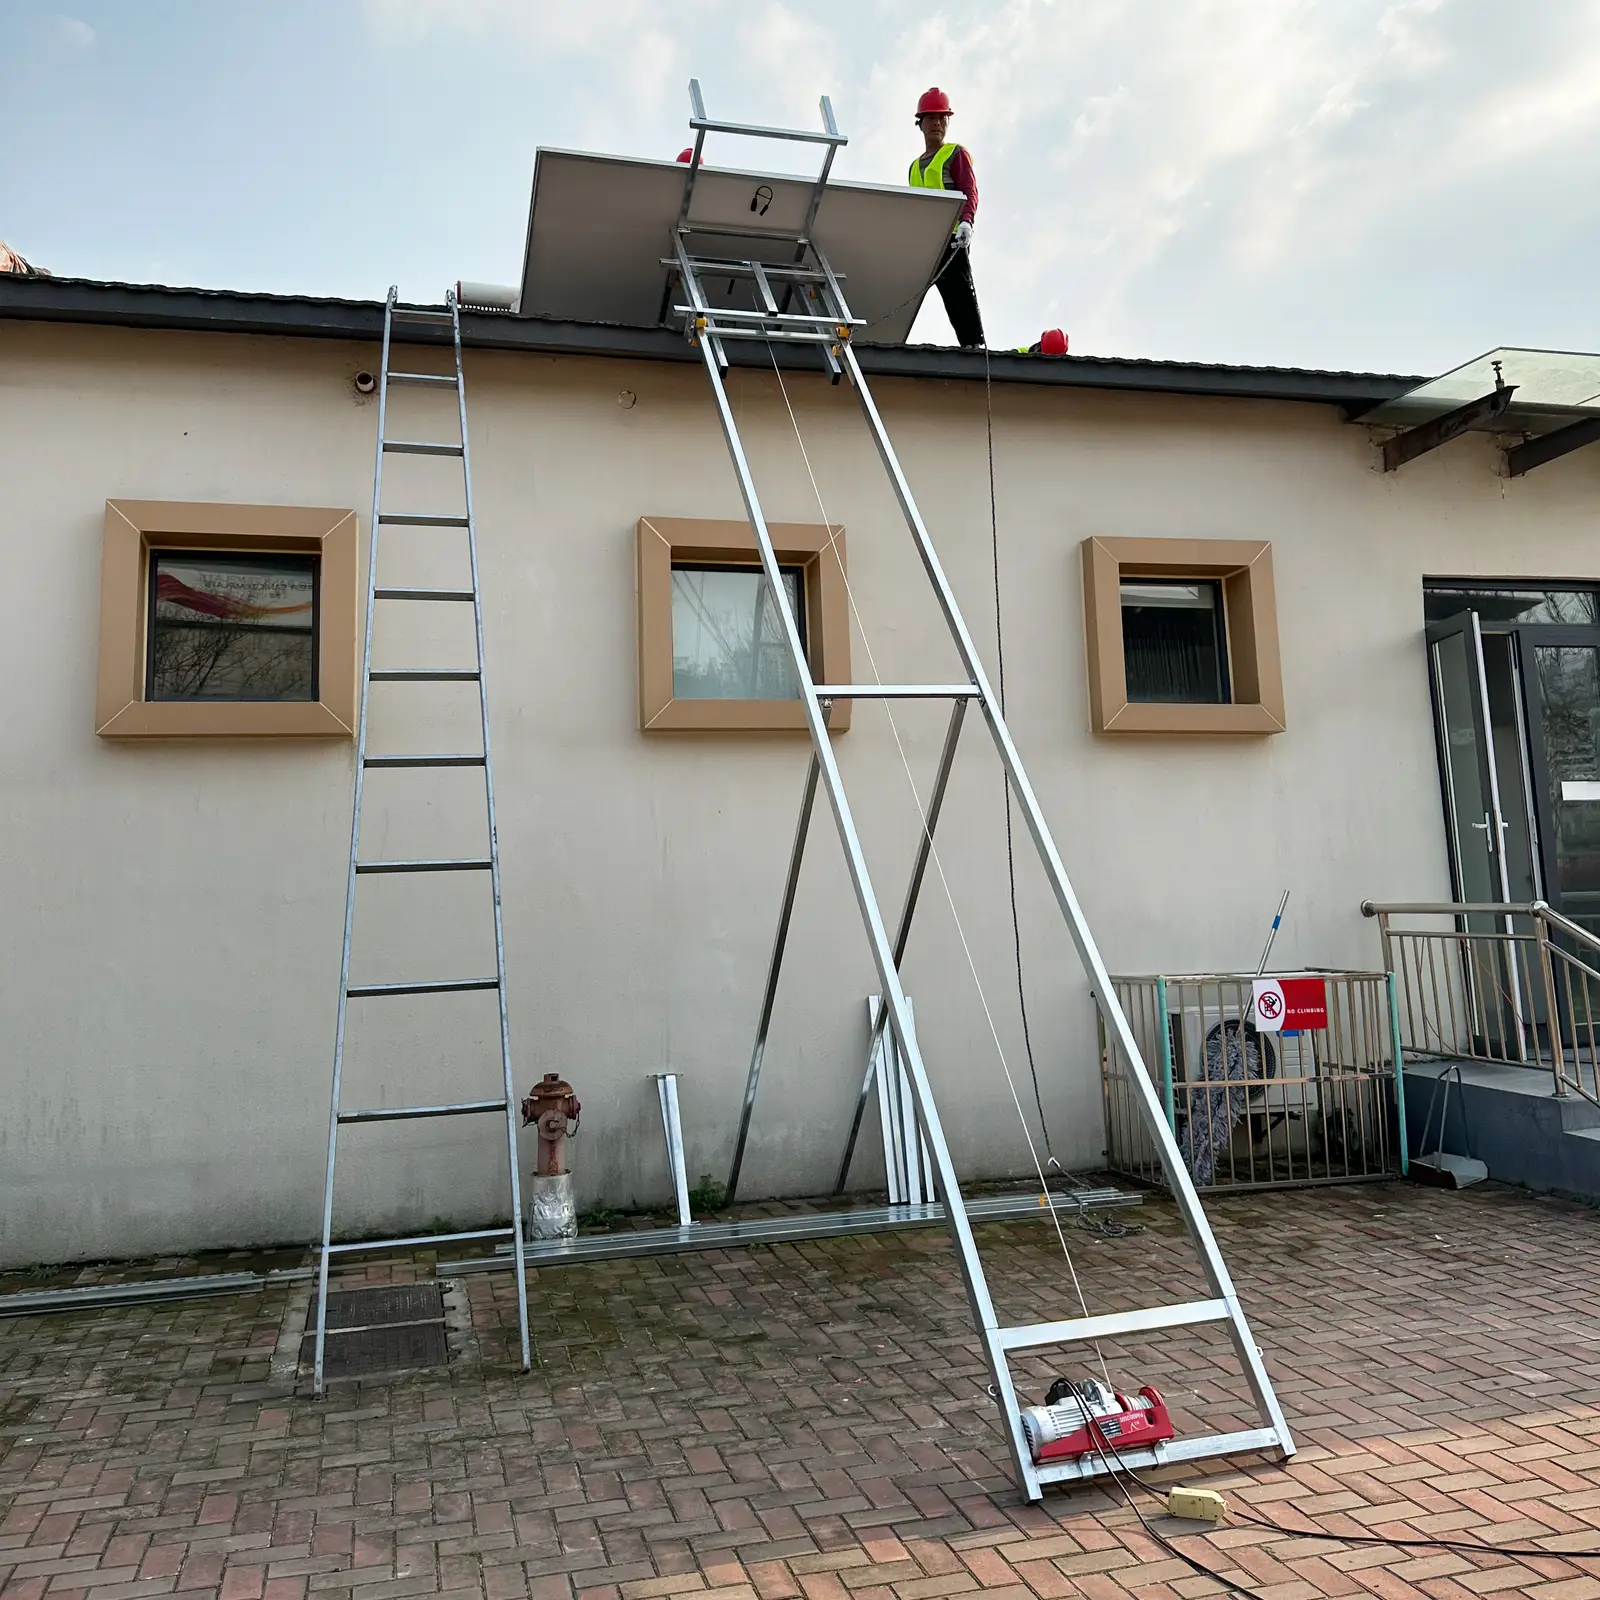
1099, 971, 1404, 1191
1362, 900, 1600, 1104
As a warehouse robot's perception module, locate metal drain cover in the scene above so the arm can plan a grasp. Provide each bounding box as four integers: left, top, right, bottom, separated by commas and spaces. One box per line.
302, 1283, 447, 1380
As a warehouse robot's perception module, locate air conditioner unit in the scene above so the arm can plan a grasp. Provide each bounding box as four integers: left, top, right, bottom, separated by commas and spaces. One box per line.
1174, 1000, 1314, 1116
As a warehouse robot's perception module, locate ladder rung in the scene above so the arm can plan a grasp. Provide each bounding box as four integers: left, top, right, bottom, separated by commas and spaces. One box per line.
382, 439, 465, 456
387, 372, 458, 387
390, 307, 454, 323
346, 977, 499, 997
325, 1226, 514, 1256
377, 513, 470, 527
363, 753, 485, 768
355, 857, 492, 874
338, 1099, 507, 1124
374, 587, 476, 602
811, 684, 983, 700
369, 668, 481, 682
992, 1298, 1229, 1353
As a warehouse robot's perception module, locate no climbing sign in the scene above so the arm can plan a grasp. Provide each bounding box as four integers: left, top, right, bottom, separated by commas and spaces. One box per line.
1251, 976, 1328, 1033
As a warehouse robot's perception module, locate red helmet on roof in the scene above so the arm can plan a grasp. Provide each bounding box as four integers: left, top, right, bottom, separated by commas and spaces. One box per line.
915, 87, 953, 121
676, 147, 694, 163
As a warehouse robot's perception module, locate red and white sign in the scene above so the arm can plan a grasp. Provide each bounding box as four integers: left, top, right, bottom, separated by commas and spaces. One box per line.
1251, 976, 1327, 1033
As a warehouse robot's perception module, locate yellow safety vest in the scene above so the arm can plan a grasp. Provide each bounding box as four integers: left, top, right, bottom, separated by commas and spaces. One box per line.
909, 143, 961, 232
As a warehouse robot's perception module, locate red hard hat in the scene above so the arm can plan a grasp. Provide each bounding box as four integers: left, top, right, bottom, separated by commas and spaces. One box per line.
1039, 328, 1068, 356
915, 87, 953, 120
676, 147, 694, 163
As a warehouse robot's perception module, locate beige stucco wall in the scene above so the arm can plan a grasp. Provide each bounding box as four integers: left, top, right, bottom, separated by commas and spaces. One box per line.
4, 317, 1599, 1267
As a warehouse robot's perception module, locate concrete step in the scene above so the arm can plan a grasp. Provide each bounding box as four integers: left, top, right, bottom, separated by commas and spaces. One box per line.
1404, 1058, 1600, 1199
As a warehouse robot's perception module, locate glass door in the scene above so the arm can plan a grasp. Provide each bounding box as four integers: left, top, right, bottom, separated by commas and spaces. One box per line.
1518, 628, 1600, 938
1428, 612, 1515, 906
1426, 611, 1528, 1058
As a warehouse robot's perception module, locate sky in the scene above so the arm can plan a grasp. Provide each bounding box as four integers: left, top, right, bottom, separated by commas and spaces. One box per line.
5, 0, 1600, 374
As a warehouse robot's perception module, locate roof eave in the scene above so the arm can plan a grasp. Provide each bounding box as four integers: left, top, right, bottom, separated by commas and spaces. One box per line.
0, 275, 1424, 410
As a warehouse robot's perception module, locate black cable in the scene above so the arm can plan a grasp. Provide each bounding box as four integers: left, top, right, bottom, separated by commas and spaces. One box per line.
981, 338, 1055, 1170
1064, 1390, 1264, 1599
1065, 1392, 1600, 1572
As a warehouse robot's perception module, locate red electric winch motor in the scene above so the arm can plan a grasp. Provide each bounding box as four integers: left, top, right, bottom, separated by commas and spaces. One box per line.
1020, 1378, 1175, 1464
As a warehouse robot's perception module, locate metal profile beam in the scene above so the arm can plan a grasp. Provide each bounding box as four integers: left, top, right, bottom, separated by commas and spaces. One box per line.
835, 699, 968, 1194
726, 756, 820, 1201
436, 1186, 1143, 1274
1381, 382, 1517, 471
1505, 416, 1600, 477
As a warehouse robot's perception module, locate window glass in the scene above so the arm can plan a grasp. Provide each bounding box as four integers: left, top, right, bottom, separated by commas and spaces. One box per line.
1120, 579, 1229, 704
147, 550, 318, 701
670, 565, 805, 700
1423, 583, 1600, 627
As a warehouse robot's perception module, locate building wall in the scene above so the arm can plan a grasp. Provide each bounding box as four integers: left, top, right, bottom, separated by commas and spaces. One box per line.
4, 319, 1599, 1266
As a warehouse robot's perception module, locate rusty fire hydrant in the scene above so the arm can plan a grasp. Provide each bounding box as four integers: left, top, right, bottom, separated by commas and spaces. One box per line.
521, 1073, 581, 1176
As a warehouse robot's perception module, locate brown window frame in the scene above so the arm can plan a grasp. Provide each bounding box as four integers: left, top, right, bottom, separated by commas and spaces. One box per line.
637, 516, 852, 732
1081, 536, 1285, 735
96, 499, 359, 738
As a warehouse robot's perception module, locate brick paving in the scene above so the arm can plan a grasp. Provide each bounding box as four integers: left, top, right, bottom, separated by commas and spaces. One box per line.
5, 1182, 1600, 1600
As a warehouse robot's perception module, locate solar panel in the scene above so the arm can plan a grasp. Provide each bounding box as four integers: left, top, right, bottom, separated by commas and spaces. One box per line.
516, 149, 962, 347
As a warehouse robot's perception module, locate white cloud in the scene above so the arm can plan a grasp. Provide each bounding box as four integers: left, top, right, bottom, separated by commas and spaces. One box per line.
352, 0, 1600, 366
55, 15, 94, 48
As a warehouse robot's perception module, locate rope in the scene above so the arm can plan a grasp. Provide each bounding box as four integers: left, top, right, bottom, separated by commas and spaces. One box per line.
760, 338, 1113, 1388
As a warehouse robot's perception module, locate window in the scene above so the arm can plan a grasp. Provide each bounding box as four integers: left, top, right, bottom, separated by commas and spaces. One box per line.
670, 565, 805, 701
1081, 537, 1284, 735
147, 550, 319, 702
636, 516, 851, 732
97, 500, 359, 738
1119, 579, 1229, 704
1423, 582, 1600, 628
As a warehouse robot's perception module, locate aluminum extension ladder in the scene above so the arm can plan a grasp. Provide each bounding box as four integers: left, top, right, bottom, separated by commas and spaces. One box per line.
312, 288, 530, 1393
675, 84, 1294, 1500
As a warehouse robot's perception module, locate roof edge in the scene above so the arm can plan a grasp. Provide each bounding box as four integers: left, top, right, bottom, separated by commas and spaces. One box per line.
0, 274, 1424, 409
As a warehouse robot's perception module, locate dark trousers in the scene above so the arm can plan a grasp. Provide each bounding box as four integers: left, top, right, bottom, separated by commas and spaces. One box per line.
933, 240, 984, 348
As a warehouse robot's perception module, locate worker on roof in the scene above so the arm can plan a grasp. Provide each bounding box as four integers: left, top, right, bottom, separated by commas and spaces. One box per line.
907, 88, 983, 349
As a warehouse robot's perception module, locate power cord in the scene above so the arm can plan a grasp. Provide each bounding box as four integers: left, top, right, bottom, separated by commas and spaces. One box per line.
1058, 1389, 1600, 1582
979, 328, 1137, 1245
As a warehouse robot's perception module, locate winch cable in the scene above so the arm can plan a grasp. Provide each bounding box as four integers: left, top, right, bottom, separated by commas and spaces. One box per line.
760, 339, 1113, 1392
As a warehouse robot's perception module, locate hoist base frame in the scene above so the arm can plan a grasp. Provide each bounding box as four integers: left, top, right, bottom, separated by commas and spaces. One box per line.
671, 83, 1297, 1503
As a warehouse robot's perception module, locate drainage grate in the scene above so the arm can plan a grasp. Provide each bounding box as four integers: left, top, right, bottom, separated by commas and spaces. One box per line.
301, 1283, 448, 1380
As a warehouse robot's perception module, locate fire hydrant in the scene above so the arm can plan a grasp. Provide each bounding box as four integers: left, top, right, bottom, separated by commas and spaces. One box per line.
520, 1074, 581, 1240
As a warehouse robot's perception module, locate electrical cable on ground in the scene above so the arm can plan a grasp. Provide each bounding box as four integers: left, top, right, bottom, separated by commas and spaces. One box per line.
1069, 1393, 1600, 1586
760, 337, 1114, 1390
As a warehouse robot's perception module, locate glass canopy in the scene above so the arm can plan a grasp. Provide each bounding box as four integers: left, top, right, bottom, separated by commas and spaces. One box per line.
1363, 347, 1600, 429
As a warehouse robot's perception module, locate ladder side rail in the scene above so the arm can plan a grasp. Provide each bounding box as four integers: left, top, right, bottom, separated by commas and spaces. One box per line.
691, 328, 1037, 1496
315, 288, 397, 1394
451, 293, 532, 1373
835, 336, 1293, 1460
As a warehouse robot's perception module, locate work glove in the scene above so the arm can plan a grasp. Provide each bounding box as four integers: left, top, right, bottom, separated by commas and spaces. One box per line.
953, 221, 973, 251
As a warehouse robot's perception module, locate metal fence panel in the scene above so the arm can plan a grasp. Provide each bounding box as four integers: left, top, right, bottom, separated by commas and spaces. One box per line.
1099, 971, 1401, 1191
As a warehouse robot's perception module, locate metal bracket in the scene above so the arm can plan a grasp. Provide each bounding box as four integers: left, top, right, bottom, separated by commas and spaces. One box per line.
1505, 415, 1600, 477
1381, 361, 1517, 471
